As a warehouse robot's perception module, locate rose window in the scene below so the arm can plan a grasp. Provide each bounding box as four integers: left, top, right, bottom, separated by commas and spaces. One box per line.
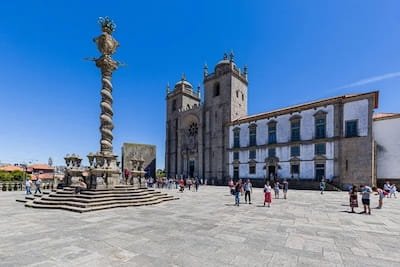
188, 122, 198, 136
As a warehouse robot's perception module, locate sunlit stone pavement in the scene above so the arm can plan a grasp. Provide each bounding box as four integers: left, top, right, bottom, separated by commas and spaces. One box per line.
1, 186, 399, 266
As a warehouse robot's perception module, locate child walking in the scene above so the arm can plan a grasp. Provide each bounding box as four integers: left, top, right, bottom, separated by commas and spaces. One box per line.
274, 181, 280, 199
264, 181, 272, 207
349, 185, 358, 213
372, 187, 384, 209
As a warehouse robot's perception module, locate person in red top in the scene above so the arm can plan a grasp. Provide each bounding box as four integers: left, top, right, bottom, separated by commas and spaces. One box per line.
179, 178, 185, 192
264, 181, 272, 207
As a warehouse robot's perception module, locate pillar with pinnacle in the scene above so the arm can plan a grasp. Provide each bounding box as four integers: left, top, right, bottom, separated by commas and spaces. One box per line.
87, 17, 121, 188
94, 16, 119, 154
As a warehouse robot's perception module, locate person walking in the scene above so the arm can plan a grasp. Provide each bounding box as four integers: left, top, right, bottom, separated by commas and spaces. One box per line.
194, 178, 199, 192
34, 177, 42, 194
179, 178, 185, 192
25, 178, 32, 195
383, 181, 391, 198
167, 177, 172, 189
372, 186, 385, 209
360, 184, 372, 215
264, 181, 272, 207
282, 179, 289, 199
389, 184, 397, 198
273, 181, 280, 199
349, 185, 358, 213
244, 179, 252, 204
228, 178, 234, 195
174, 177, 178, 189
234, 179, 243, 206
187, 178, 192, 191
320, 178, 326, 195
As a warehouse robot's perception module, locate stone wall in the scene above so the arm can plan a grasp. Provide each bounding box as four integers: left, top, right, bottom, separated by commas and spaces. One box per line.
121, 143, 156, 178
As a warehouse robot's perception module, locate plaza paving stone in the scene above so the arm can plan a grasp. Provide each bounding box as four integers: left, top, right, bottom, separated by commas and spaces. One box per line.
1, 186, 399, 266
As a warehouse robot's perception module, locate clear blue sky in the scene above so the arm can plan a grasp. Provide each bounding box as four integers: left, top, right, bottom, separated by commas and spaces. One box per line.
1, 0, 400, 168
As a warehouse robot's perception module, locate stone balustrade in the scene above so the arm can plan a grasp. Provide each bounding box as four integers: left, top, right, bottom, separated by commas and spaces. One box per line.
0, 181, 55, 191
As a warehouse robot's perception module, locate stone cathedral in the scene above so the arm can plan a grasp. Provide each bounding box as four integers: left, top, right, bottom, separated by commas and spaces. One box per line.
165, 53, 398, 189
165, 53, 247, 184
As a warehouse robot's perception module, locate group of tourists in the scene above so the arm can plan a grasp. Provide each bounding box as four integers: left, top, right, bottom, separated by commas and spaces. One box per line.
348, 181, 398, 214
25, 177, 42, 195
228, 178, 289, 207
383, 181, 397, 198
177, 178, 200, 193
147, 177, 201, 192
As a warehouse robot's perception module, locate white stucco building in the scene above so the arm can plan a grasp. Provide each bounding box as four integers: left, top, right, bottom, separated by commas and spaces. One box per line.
373, 113, 400, 182
228, 92, 378, 187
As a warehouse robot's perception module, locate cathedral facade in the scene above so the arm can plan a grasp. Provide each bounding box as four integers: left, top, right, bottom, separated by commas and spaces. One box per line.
165, 53, 247, 184
165, 54, 384, 188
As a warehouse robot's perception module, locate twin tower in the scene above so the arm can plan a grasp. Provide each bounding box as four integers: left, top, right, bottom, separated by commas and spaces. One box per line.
165, 53, 248, 184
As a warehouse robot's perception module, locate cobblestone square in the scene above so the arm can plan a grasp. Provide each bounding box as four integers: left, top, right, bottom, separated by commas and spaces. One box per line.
1, 186, 399, 266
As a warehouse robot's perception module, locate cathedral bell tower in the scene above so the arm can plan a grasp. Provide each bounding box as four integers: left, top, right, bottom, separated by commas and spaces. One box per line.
202, 52, 248, 184
165, 75, 201, 179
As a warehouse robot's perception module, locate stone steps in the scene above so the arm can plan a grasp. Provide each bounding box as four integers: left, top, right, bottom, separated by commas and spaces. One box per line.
41, 192, 168, 203
21, 186, 178, 212
47, 190, 162, 199
25, 197, 175, 213
29, 195, 175, 209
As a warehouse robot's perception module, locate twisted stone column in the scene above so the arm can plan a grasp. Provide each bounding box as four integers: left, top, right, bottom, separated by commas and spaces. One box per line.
93, 17, 119, 155
96, 56, 118, 154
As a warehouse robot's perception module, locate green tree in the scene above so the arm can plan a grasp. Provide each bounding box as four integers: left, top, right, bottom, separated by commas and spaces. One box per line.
156, 169, 165, 178
0, 170, 26, 181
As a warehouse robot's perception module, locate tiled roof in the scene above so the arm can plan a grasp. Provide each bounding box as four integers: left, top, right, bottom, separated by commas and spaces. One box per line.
0, 165, 23, 172
29, 164, 54, 171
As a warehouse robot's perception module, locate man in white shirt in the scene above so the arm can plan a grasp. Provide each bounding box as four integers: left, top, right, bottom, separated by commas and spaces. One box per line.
360, 185, 372, 215
25, 179, 32, 195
